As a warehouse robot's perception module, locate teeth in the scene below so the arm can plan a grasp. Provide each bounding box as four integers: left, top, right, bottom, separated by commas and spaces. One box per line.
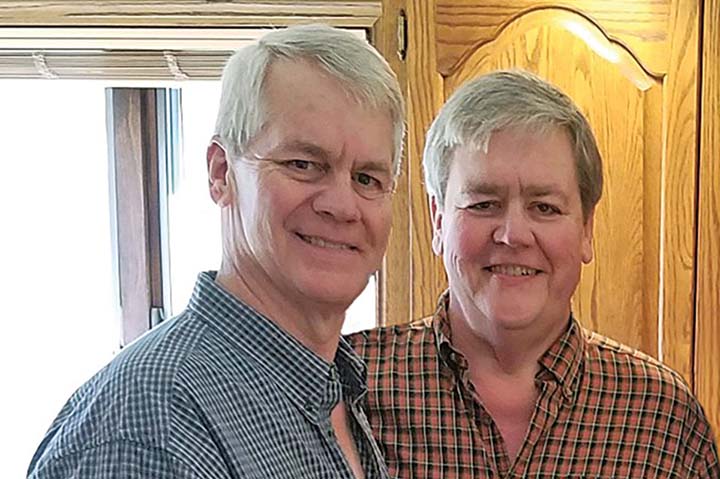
300, 234, 352, 250
489, 265, 538, 276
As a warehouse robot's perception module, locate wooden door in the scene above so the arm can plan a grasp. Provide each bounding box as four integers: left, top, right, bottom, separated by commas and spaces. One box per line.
393, 0, 701, 390
697, 0, 720, 443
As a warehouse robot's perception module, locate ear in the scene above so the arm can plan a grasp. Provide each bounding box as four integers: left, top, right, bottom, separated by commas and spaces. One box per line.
430, 195, 444, 256
581, 207, 595, 264
206, 137, 234, 208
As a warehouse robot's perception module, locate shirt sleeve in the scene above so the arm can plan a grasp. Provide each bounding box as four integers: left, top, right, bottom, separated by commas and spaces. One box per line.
27, 440, 206, 479
681, 399, 720, 479
697, 439, 720, 479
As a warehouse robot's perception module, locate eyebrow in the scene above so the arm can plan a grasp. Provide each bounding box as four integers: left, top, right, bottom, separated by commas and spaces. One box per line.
461, 182, 570, 202
357, 160, 393, 176
276, 140, 332, 161
278, 140, 392, 175
460, 182, 505, 196
521, 185, 570, 203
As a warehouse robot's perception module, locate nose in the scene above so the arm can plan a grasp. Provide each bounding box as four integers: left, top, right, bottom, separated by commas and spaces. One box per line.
492, 206, 534, 248
312, 175, 361, 222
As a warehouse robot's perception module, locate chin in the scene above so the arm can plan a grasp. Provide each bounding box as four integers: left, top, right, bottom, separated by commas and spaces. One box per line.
480, 303, 542, 331
297, 278, 368, 307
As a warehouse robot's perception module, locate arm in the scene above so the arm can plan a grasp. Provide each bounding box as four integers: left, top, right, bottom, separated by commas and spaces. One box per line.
27, 440, 207, 479
696, 439, 720, 479
681, 399, 720, 479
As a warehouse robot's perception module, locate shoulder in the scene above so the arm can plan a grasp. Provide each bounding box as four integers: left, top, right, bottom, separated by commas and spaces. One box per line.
345, 317, 441, 385
29, 310, 219, 470
582, 328, 690, 395
28, 439, 205, 479
346, 316, 435, 359
582, 328, 718, 454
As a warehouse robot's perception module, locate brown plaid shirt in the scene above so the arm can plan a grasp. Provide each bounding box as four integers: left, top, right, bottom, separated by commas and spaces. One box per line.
348, 293, 720, 478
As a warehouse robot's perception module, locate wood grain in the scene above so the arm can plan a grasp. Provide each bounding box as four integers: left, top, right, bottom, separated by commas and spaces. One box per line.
403, 0, 699, 388
0, 1, 382, 27
641, 84, 663, 368
657, 0, 699, 384
442, 10, 658, 359
405, 0, 448, 322
696, 0, 720, 442
435, 0, 671, 76
370, 0, 411, 326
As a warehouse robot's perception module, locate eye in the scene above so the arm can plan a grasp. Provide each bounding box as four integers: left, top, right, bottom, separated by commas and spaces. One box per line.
278, 159, 325, 181
352, 171, 389, 199
354, 172, 380, 187
534, 202, 561, 215
285, 159, 313, 171
468, 200, 499, 212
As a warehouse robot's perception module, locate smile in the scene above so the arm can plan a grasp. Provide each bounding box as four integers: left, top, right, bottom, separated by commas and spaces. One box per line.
297, 233, 357, 251
485, 265, 541, 276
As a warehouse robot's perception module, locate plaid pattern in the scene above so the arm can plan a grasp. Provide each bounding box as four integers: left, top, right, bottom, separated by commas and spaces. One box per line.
348, 293, 720, 478
29, 271, 389, 479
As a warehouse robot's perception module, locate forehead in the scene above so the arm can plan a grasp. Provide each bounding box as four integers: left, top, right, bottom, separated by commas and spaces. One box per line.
449, 127, 579, 193
257, 59, 394, 168
262, 59, 341, 108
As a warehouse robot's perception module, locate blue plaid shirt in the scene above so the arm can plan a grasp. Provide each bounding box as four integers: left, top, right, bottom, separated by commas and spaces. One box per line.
28, 271, 390, 479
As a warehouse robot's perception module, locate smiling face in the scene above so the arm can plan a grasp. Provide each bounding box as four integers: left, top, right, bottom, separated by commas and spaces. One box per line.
210, 59, 395, 312
431, 126, 594, 340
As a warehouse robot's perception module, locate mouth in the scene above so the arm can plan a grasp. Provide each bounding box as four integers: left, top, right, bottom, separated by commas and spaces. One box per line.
484, 265, 542, 276
296, 232, 358, 251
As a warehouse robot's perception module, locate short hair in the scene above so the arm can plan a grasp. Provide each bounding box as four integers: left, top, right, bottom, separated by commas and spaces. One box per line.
423, 70, 603, 219
214, 24, 405, 177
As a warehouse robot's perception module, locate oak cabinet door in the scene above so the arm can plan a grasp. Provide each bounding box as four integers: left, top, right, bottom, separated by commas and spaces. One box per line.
400, 0, 700, 385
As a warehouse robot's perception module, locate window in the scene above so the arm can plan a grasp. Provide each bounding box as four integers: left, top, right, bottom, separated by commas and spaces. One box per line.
0, 80, 119, 478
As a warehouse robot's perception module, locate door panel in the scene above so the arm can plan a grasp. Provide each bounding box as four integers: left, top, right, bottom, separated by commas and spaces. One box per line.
697, 0, 720, 442
401, 0, 699, 387
444, 8, 660, 368
435, 1, 672, 77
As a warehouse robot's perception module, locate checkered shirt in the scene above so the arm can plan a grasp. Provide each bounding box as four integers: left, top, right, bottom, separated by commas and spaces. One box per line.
28, 271, 389, 479
347, 292, 720, 478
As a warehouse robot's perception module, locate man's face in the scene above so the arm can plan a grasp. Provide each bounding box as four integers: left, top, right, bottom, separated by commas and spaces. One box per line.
431, 126, 594, 337
215, 59, 394, 310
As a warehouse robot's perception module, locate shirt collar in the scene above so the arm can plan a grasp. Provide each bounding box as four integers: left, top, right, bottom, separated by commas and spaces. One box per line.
432, 290, 585, 400
536, 315, 585, 400
187, 271, 367, 421
432, 292, 465, 374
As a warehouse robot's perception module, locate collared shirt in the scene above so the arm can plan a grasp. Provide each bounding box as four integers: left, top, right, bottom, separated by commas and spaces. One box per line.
347, 292, 720, 478
29, 271, 389, 479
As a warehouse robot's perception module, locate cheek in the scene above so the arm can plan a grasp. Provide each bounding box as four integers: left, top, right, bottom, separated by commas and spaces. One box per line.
260, 179, 307, 225
446, 217, 488, 260
541, 228, 586, 275
368, 204, 393, 248
246, 190, 294, 245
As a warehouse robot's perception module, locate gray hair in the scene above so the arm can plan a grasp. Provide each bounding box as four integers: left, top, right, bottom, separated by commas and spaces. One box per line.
423, 70, 603, 219
214, 24, 405, 177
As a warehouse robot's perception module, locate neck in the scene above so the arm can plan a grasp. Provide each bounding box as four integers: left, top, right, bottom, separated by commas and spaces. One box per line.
215, 260, 346, 362
447, 295, 568, 379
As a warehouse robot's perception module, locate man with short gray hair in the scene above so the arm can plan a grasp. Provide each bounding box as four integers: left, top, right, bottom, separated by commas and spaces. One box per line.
349, 70, 719, 478
29, 24, 404, 479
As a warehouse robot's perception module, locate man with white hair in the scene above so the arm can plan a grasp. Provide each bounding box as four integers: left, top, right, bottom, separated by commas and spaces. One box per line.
29, 24, 404, 479
349, 70, 719, 478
